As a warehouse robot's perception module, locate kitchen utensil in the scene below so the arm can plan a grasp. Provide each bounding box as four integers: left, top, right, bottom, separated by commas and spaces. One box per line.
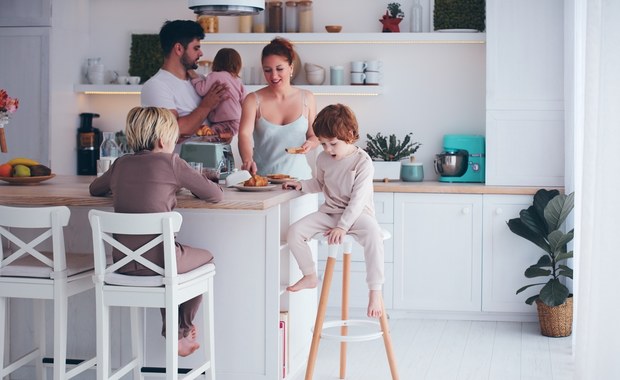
351, 72, 365, 84
364, 71, 382, 85
434, 134, 485, 183
325, 25, 342, 33
306, 68, 325, 85
350, 61, 366, 73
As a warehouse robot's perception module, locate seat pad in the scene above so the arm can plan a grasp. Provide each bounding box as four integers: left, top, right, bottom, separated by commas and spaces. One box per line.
0, 251, 94, 279
104, 263, 215, 287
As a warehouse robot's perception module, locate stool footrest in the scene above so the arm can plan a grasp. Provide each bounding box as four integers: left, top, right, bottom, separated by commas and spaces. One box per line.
316, 319, 383, 342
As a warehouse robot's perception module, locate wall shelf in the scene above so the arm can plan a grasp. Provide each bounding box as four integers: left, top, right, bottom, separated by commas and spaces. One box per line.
200, 32, 486, 45
74, 84, 383, 96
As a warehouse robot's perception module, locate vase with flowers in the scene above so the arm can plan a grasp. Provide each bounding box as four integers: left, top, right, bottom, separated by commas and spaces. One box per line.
0, 89, 19, 153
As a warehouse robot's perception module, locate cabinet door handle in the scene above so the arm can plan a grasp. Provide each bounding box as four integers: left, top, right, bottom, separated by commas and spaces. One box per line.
462, 207, 471, 215
495, 208, 503, 215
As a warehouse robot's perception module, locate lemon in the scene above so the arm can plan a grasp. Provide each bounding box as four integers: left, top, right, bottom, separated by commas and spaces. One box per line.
13, 164, 31, 177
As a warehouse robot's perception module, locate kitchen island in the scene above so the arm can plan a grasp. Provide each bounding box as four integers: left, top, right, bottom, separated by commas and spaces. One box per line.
0, 175, 318, 380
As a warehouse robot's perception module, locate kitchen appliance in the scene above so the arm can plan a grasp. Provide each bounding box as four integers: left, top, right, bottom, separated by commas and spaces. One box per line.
77, 113, 102, 175
434, 134, 485, 183
180, 141, 235, 179
189, 0, 264, 16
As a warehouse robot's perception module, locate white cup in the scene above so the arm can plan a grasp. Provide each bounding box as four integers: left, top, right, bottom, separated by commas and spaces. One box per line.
364, 71, 382, 85
128, 76, 141, 85
97, 157, 115, 176
117, 76, 129, 85
351, 72, 366, 85
365, 60, 383, 72
350, 61, 366, 73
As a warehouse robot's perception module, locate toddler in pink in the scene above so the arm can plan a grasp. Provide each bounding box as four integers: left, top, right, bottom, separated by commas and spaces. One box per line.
189, 48, 245, 137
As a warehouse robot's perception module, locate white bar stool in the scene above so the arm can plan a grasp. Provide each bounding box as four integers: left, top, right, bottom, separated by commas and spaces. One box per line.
305, 229, 399, 380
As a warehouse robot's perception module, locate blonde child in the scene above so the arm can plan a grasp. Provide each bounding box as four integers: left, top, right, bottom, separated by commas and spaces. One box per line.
283, 104, 385, 318
188, 48, 245, 138
89, 107, 223, 356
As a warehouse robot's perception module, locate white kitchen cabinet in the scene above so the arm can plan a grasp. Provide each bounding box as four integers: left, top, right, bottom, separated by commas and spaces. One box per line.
0, 0, 51, 26
482, 194, 539, 314
485, 0, 565, 186
393, 193, 482, 312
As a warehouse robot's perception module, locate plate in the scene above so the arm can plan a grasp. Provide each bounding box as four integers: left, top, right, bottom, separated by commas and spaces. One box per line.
267, 177, 297, 184
435, 29, 479, 33
232, 184, 277, 192
0, 174, 56, 185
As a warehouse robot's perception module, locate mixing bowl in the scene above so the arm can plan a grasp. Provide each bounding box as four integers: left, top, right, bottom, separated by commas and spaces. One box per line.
434, 150, 468, 177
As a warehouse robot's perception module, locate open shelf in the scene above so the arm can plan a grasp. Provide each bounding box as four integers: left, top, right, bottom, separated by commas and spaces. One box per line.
74, 84, 383, 96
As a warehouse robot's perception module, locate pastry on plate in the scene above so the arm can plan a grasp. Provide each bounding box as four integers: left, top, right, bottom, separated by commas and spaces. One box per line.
244, 174, 269, 187
267, 173, 290, 180
285, 147, 305, 154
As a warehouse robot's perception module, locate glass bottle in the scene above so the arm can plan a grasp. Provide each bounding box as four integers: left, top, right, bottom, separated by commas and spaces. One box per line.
267, 1, 284, 33
285, 1, 298, 33
411, 0, 423, 33
100, 132, 120, 160
298, 1, 313, 33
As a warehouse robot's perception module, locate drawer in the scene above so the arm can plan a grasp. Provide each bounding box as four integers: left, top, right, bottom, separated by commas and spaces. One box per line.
318, 261, 393, 310
316, 193, 394, 224
317, 224, 394, 263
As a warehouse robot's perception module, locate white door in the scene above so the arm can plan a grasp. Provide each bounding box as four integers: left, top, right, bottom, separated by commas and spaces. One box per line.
394, 193, 482, 311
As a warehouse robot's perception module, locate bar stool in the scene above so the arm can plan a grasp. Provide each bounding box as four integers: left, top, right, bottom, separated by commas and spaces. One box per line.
0, 205, 96, 379
305, 229, 399, 380
88, 210, 215, 380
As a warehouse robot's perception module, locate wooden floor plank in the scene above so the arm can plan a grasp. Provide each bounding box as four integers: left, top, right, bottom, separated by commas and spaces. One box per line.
457, 321, 496, 380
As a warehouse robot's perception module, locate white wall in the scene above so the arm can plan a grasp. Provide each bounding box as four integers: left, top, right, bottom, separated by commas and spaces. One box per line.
50, 0, 485, 177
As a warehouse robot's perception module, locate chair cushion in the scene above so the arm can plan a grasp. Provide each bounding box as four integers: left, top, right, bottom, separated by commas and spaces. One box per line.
104, 263, 216, 287
0, 252, 94, 279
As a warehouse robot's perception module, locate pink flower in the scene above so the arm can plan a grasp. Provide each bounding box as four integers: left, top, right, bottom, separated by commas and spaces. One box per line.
0, 89, 19, 115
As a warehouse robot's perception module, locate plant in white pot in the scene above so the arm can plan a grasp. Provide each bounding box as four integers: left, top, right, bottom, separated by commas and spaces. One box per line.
507, 189, 575, 337
365, 132, 421, 182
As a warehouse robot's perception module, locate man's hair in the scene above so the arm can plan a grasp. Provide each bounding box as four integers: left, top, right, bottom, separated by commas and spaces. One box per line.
313, 104, 360, 144
159, 20, 204, 56
125, 107, 179, 152
212, 48, 243, 77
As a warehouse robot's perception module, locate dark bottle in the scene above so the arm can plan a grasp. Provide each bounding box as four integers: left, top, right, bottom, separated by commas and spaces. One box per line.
77, 112, 102, 175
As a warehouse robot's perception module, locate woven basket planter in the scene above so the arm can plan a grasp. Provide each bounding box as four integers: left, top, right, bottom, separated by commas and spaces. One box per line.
535, 296, 573, 337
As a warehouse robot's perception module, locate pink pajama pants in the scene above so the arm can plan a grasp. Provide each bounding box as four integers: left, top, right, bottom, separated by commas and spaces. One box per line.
287, 211, 385, 291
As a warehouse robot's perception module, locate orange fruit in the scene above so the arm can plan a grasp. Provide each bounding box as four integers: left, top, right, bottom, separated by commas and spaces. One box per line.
0, 163, 12, 177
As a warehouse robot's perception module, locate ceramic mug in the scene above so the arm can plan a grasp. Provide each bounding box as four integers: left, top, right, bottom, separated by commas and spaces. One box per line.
128, 76, 141, 85
364, 71, 382, 85
350, 61, 366, 73
117, 76, 129, 85
365, 60, 383, 72
400, 162, 424, 182
330, 66, 344, 85
351, 72, 366, 84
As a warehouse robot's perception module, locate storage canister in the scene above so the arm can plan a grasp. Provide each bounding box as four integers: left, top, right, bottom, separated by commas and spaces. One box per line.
239, 15, 252, 33
298, 0, 313, 33
285, 1, 298, 32
267, 1, 284, 33
252, 11, 266, 33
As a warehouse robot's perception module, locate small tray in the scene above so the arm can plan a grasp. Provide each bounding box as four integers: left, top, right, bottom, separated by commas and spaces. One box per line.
0, 174, 56, 185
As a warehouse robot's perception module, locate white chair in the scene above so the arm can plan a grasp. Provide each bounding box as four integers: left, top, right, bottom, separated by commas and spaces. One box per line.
305, 229, 399, 380
0, 205, 96, 379
88, 209, 215, 380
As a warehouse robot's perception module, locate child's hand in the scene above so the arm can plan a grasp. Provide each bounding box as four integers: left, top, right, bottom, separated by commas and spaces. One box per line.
282, 180, 301, 190
187, 69, 199, 80
325, 227, 346, 245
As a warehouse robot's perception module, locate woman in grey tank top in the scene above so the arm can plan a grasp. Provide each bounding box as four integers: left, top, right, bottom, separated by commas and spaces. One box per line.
238, 37, 319, 180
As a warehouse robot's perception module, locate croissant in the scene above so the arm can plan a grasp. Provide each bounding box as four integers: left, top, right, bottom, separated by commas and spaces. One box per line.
244, 174, 269, 187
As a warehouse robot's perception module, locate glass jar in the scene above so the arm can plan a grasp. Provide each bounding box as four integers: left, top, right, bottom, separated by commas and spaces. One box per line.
197, 15, 219, 33
252, 10, 266, 33
267, 1, 284, 33
298, 0, 313, 33
239, 15, 252, 33
285, 1, 298, 33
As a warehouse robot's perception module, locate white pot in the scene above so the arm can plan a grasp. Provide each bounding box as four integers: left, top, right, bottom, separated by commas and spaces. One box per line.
372, 161, 401, 181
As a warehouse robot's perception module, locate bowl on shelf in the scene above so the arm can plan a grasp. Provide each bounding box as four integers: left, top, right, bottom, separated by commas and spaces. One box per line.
325, 25, 342, 33
306, 69, 325, 85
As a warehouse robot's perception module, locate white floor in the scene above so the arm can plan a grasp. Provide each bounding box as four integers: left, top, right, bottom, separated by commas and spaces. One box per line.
291, 318, 573, 380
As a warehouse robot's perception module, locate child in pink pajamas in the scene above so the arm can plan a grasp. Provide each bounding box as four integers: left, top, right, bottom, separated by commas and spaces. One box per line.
283, 103, 385, 318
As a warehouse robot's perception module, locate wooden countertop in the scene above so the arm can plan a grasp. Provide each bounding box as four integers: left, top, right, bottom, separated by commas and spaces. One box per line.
0, 175, 301, 211
374, 180, 563, 195
0, 176, 563, 210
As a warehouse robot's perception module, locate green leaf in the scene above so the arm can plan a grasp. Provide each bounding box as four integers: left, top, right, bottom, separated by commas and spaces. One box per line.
533, 255, 552, 267
548, 229, 574, 254
525, 266, 551, 278
516, 283, 546, 294
558, 266, 573, 279
507, 218, 550, 253
533, 189, 560, 231
544, 192, 574, 231
525, 294, 539, 305
556, 250, 574, 262
539, 278, 570, 307
519, 206, 549, 243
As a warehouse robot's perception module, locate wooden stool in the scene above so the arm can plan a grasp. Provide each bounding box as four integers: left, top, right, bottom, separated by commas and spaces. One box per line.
305, 230, 398, 380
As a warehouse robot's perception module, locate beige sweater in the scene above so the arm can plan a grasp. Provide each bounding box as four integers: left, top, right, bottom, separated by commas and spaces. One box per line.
300, 147, 375, 231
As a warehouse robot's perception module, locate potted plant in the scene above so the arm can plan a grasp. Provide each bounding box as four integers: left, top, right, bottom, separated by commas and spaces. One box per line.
507, 189, 575, 337
365, 132, 421, 181
380, 2, 405, 33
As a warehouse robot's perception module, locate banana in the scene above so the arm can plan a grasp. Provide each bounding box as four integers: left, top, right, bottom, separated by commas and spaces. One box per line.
6, 157, 39, 167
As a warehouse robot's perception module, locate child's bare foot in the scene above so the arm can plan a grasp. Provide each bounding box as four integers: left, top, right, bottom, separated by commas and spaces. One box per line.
367, 290, 383, 318
188, 326, 198, 341
286, 273, 319, 292
178, 337, 200, 357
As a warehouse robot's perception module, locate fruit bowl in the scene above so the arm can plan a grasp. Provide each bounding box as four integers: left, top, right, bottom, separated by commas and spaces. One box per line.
0, 174, 56, 185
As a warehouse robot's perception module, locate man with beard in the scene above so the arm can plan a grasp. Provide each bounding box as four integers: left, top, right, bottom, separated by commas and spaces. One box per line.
142, 20, 228, 142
